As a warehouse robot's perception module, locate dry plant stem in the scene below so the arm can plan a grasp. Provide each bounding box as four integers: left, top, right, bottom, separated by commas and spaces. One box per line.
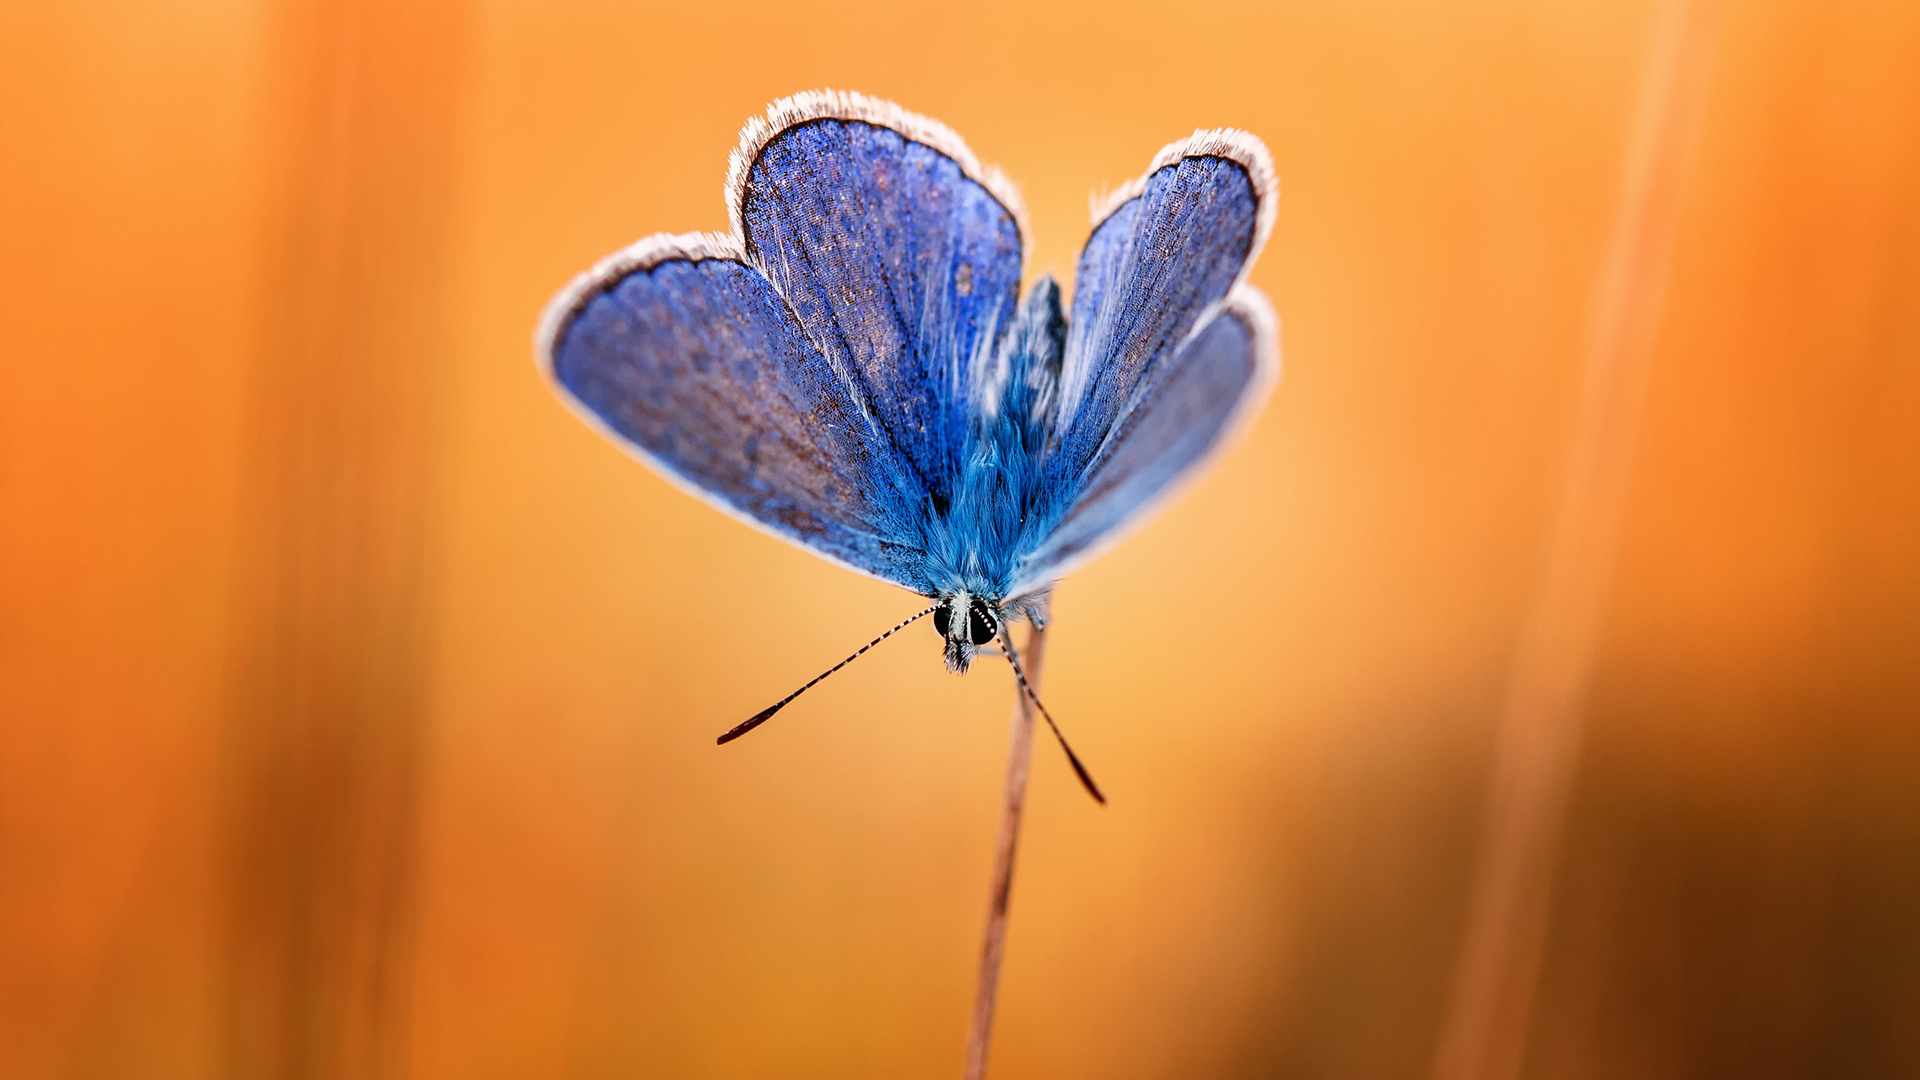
963, 622, 1046, 1080
1430, 3, 1720, 1080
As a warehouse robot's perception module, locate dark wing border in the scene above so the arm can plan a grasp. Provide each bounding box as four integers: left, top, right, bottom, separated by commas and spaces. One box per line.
724, 88, 1030, 278
1085, 126, 1277, 284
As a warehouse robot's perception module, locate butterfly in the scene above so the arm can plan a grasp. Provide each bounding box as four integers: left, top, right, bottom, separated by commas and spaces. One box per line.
537, 90, 1278, 802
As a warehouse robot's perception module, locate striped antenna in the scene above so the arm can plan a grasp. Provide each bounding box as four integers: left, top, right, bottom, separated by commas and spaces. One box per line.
717, 605, 939, 745
1000, 630, 1106, 804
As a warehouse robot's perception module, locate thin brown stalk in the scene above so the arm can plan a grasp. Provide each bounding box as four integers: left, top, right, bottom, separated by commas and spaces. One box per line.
963, 622, 1047, 1080
1430, 3, 1720, 1080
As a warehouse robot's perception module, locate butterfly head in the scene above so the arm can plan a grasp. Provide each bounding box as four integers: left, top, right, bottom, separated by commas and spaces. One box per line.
932, 591, 999, 674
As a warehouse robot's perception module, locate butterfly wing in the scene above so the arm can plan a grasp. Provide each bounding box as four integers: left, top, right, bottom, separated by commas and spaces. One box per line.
730, 90, 1027, 510
538, 233, 937, 592
1016, 130, 1280, 589
541, 97, 1272, 598
1015, 289, 1278, 590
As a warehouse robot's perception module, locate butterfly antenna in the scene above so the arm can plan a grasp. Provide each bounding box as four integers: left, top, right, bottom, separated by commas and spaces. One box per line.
717, 605, 939, 745
999, 630, 1106, 805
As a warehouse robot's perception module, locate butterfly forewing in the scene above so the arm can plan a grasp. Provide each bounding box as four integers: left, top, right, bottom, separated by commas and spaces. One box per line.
548, 246, 937, 592
739, 117, 1025, 509
1054, 149, 1267, 493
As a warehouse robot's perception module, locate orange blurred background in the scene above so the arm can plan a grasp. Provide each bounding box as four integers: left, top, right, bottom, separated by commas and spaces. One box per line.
4, 0, 1918, 1077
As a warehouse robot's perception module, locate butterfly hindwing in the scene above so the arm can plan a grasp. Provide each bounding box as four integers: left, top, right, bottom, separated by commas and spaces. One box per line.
541, 234, 936, 592
733, 94, 1026, 509
1016, 288, 1278, 589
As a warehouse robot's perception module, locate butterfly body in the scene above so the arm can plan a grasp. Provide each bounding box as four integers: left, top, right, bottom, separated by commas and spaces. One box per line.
540, 90, 1277, 698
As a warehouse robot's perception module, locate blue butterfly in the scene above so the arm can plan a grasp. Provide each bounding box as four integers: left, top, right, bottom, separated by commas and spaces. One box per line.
537, 91, 1278, 801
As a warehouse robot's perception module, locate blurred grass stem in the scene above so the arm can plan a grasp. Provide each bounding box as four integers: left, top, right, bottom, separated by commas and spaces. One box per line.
1430, 3, 1721, 1079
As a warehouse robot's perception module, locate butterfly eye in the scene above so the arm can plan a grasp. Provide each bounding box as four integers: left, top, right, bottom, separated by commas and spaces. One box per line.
967, 602, 997, 646
932, 603, 952, 639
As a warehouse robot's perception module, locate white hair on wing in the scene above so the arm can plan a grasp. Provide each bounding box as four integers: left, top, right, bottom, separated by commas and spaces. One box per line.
533, 230, 744, 383
1087, 127, 1279, 285
725, 88, 1031, 261
1219, 282, 1282, 411
1086, 182, 1141, 225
